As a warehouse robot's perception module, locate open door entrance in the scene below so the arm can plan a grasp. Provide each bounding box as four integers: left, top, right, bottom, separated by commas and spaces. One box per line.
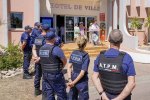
56, 15, 65, 42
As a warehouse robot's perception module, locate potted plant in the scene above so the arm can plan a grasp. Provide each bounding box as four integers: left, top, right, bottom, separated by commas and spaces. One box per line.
130, 17, 141, 36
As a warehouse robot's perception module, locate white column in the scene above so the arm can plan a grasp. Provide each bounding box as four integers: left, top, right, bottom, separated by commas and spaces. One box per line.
2, 0, 8, 47
34, 0, 40, 22
113, 0, 118, 29
119, 0, 138, 49
107, 0, 113, 40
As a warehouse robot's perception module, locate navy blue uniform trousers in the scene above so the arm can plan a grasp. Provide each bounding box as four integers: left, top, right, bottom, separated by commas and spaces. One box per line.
42, 72, 67, 100
23, 52, 32, 74
34, 63, 42, 88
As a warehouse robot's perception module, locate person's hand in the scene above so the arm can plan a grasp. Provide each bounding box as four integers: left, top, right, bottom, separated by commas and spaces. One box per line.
32, 56, 37, 60
101, 92, 109, 100
33, 57, 40, 63
67, 81, 75, 88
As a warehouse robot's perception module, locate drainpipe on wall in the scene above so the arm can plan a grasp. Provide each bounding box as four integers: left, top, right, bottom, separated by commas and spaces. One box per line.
2, 0, 8, 47
34, 0, 40, 23
113, 0, 118, 29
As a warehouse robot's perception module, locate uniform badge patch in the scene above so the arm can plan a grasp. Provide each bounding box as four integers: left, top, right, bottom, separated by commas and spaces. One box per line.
39, 50, 49, 57
99, 62, 120, 73
71, 54, 83, 64
35, 38, 43, 45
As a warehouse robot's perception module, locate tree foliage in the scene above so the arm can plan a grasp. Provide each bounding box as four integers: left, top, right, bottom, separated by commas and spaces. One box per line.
145, 16, 150, 28
130, 17, 141, 30
0, 43, 23, 71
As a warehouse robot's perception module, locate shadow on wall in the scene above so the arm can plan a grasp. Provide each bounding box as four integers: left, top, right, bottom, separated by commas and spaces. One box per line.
40, 0, 52, 17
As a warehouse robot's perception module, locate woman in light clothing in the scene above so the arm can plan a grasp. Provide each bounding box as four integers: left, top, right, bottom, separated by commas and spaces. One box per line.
74, 23, 80, 42
79, 22, 87, 37
90, 19, 100, 45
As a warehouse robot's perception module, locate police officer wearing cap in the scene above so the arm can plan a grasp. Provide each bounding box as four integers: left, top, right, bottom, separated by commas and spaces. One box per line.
32, 24, 50, 96
92, 29, 136, 100
39, 32, 67, 100
31, 22, 42, 45
55, 36, 64, 47
20, 25, 33, 79
67, 36, 90, 100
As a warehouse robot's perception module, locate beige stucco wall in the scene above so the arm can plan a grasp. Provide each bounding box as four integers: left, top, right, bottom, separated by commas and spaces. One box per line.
41, 0, 100, 16
8, 0, 35, 44
40, 0, 101, 22
128, 0, 148, 45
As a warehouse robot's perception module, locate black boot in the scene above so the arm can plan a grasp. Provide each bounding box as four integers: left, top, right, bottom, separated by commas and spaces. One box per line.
23, 73, 32, 79
34, 88, 42, 96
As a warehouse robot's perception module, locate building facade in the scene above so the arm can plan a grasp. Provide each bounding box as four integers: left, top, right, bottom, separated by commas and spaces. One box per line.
0, 0, 150, 47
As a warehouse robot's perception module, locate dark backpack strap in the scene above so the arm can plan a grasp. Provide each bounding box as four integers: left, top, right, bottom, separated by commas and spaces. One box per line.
49, 45, 56, 63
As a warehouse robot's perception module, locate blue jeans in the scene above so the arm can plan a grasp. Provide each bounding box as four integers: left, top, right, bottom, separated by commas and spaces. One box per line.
34, 63, 42, 88
42, 72, 67, 100
23, 52, 32, 74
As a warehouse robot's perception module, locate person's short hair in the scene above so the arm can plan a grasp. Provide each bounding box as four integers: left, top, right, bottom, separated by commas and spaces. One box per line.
76, 36, 87, 50
109, 29, 123, 45
34, 22, 41, 27
24, 25, 32, 30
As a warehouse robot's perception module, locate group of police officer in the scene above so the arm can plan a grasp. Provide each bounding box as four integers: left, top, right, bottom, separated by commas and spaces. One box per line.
20, 22, 136, 100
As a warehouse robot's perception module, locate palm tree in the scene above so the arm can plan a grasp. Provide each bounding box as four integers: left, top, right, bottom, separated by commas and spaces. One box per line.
130, 17, 141, 36
144, 16, 150, 44
145, 16, 150, 29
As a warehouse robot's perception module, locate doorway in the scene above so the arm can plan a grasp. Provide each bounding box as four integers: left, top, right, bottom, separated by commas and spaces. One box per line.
56, 15, 65, 37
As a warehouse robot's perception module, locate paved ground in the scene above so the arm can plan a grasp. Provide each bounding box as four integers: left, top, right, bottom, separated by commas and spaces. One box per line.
0, 57, 150, 100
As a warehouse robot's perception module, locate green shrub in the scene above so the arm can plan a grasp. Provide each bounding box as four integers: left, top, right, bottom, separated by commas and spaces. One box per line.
0, 43, 23, 71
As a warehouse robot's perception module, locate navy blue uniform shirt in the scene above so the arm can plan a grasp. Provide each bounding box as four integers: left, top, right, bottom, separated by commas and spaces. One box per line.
31, 28, 41, 45
43, 44, 65, 60
93, 48, 136, 76
69, 51, 90, 72
34, 34, 46, 46
69, 50, 90, 81
20, 32, 32, 53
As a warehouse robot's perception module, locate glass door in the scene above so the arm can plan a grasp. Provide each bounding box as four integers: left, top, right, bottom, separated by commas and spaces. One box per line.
65, 16, 74, 43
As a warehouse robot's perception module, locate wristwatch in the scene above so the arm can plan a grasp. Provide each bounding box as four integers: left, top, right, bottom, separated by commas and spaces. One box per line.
99, 91, 104, 96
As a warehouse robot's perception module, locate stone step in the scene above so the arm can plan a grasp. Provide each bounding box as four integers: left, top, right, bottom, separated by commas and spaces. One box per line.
64, 49, 106, 55
62, 46, 108, 51
65, 49, 106, 58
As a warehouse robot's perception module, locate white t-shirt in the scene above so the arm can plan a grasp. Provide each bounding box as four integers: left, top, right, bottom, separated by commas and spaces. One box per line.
74, 26, 80, 33
90, 24, 100, 32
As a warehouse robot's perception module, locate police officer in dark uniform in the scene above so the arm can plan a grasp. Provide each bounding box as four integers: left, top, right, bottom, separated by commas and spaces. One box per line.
92, 29, 136, 100
67, 36, 90, 100
32, 24, 50, 96
20, 25, 32, 79
31, 22, 42, 45
55, 36, 63, 47
39, 32, 67, 100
